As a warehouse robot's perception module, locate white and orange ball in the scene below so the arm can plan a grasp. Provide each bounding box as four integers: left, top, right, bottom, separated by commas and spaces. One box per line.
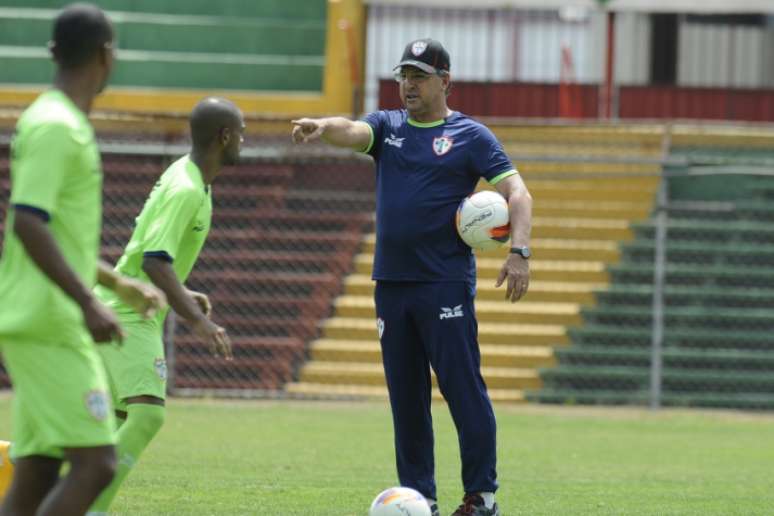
369, 486, 432, 516
456, 190, 510, 251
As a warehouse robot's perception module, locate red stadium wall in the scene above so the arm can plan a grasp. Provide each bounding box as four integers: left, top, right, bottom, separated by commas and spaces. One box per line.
378, 80, 774, 122
618, 86, 774, 122
378, 80, 599, 119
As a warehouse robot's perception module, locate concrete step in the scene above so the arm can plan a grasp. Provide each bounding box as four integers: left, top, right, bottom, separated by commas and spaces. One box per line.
361, 236, 622, 262
490, 125, 664, 145
530, 216, 634, 241
333, 296, 582, 326
530, 201, 650, 221
502, 142, 662, 160
309, 339, 556, 368
517, 162, 660, 176
320, 317, 568, 346
284, 382, 526, 403
524, 180, 657, 202
353, 254, 609, 283
341, 275, 604, 304
478, 241, 619, 263
297, 361, 542, 390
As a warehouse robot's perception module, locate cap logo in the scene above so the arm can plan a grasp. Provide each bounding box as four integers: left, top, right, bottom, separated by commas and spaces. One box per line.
411, 41, 427, 56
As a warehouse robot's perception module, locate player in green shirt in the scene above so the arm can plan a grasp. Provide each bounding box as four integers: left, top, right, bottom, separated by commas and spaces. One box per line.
0, 5, 166, 516
87, 97, 242, 514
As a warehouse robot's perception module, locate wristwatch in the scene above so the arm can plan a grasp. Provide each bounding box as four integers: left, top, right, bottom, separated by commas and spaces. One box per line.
510, 246, 531, 259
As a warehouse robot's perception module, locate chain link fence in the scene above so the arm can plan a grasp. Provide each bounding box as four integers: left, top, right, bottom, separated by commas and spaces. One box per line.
0, 131, 376, 396
1, 124, 774, 411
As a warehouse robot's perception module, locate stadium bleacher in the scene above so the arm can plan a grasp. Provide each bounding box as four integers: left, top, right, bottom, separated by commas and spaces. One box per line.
286, 125, 661, 402
530, 137, 774, 410
0, 0, 326, 92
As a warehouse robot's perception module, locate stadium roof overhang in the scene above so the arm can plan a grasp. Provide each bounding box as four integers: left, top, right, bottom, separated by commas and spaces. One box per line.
365, 0, 774, 14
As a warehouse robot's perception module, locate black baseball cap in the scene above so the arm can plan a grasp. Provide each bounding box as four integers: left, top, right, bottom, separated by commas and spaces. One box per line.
394, 38, 450, 74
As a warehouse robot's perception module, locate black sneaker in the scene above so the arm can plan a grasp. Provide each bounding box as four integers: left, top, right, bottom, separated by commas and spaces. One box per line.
450, 494, 500, 516
430, 502, 440, 516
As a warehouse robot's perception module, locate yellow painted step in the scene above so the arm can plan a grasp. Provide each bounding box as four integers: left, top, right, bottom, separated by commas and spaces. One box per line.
531, 200, 652, 221
476, 238, 620, 262
321, 318, 568, 346
474, 182, 655, 215
362, 235, 621, 262
333, 296, 581, 326
298, 361, 542, 390
517, 162, 660, 176
284, 382, 526, 403
502, 142, 662, 159
671, 125, 774, 148
309, 339, 556, 368
342, 275, 604, 305
354, 254, 609, 283
491, 125, 664, 145
524, 180, 657, 202
530, 217, 634, 241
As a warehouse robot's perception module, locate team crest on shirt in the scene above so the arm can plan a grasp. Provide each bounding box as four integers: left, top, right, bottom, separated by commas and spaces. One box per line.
432, 136, 454, 156
376, 317, 385, 339
411, 41, 427, 56
84, 390, 109, 421
154, 358, 168, 381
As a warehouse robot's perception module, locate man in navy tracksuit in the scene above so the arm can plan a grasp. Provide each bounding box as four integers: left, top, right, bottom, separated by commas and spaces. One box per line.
292, 39, 533, 516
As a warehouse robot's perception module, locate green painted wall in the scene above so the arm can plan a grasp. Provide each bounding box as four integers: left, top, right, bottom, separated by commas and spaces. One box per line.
0, 1, 326, 91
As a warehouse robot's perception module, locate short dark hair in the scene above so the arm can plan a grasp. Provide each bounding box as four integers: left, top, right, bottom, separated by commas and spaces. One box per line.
51, 3, 113, 68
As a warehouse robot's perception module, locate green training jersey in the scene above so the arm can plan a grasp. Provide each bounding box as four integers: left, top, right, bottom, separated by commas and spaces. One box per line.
97, 155, 212, 328
0, 90, 102, 344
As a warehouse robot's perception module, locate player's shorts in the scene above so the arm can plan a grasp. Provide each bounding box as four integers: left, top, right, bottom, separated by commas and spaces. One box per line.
0, 336, 116, 460
97, 318, 166, 412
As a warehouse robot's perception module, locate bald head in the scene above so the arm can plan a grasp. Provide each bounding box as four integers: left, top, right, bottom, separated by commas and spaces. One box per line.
190, 97, 244, 165
190, 97, 242, 146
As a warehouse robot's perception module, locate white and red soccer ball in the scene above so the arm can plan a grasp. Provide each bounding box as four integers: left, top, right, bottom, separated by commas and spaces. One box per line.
369, 486, 432, 516
456, 190, 510, 251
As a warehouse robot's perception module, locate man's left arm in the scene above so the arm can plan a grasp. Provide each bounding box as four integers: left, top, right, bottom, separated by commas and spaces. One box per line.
493, 174, 533, 302
97, 261, 167, 318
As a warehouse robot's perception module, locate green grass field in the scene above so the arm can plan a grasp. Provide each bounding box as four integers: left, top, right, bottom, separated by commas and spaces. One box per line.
1, 397, 773, 515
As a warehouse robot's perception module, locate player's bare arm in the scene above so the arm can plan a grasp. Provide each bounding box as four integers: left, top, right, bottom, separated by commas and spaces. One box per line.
185, 288, 212, 317
13, 209, 125, 343
291, 117, 371, 151
97, 261, 167, 318
142, 256, 232, 359
494, 174, 533, 302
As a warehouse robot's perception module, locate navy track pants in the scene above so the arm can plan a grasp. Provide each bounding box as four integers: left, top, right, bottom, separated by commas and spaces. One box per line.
374, 280, 498, 500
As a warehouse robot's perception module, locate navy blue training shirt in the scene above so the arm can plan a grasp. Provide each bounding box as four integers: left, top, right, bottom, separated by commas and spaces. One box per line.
361, 109, 517, 285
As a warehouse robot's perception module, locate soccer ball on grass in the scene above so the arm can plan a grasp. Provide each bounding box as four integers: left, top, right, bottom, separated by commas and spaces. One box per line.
369, 486, 432, 516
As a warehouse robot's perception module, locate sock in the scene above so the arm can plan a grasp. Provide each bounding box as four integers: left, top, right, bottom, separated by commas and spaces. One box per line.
480, 492, 495, 509
89, 403, 165, 512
